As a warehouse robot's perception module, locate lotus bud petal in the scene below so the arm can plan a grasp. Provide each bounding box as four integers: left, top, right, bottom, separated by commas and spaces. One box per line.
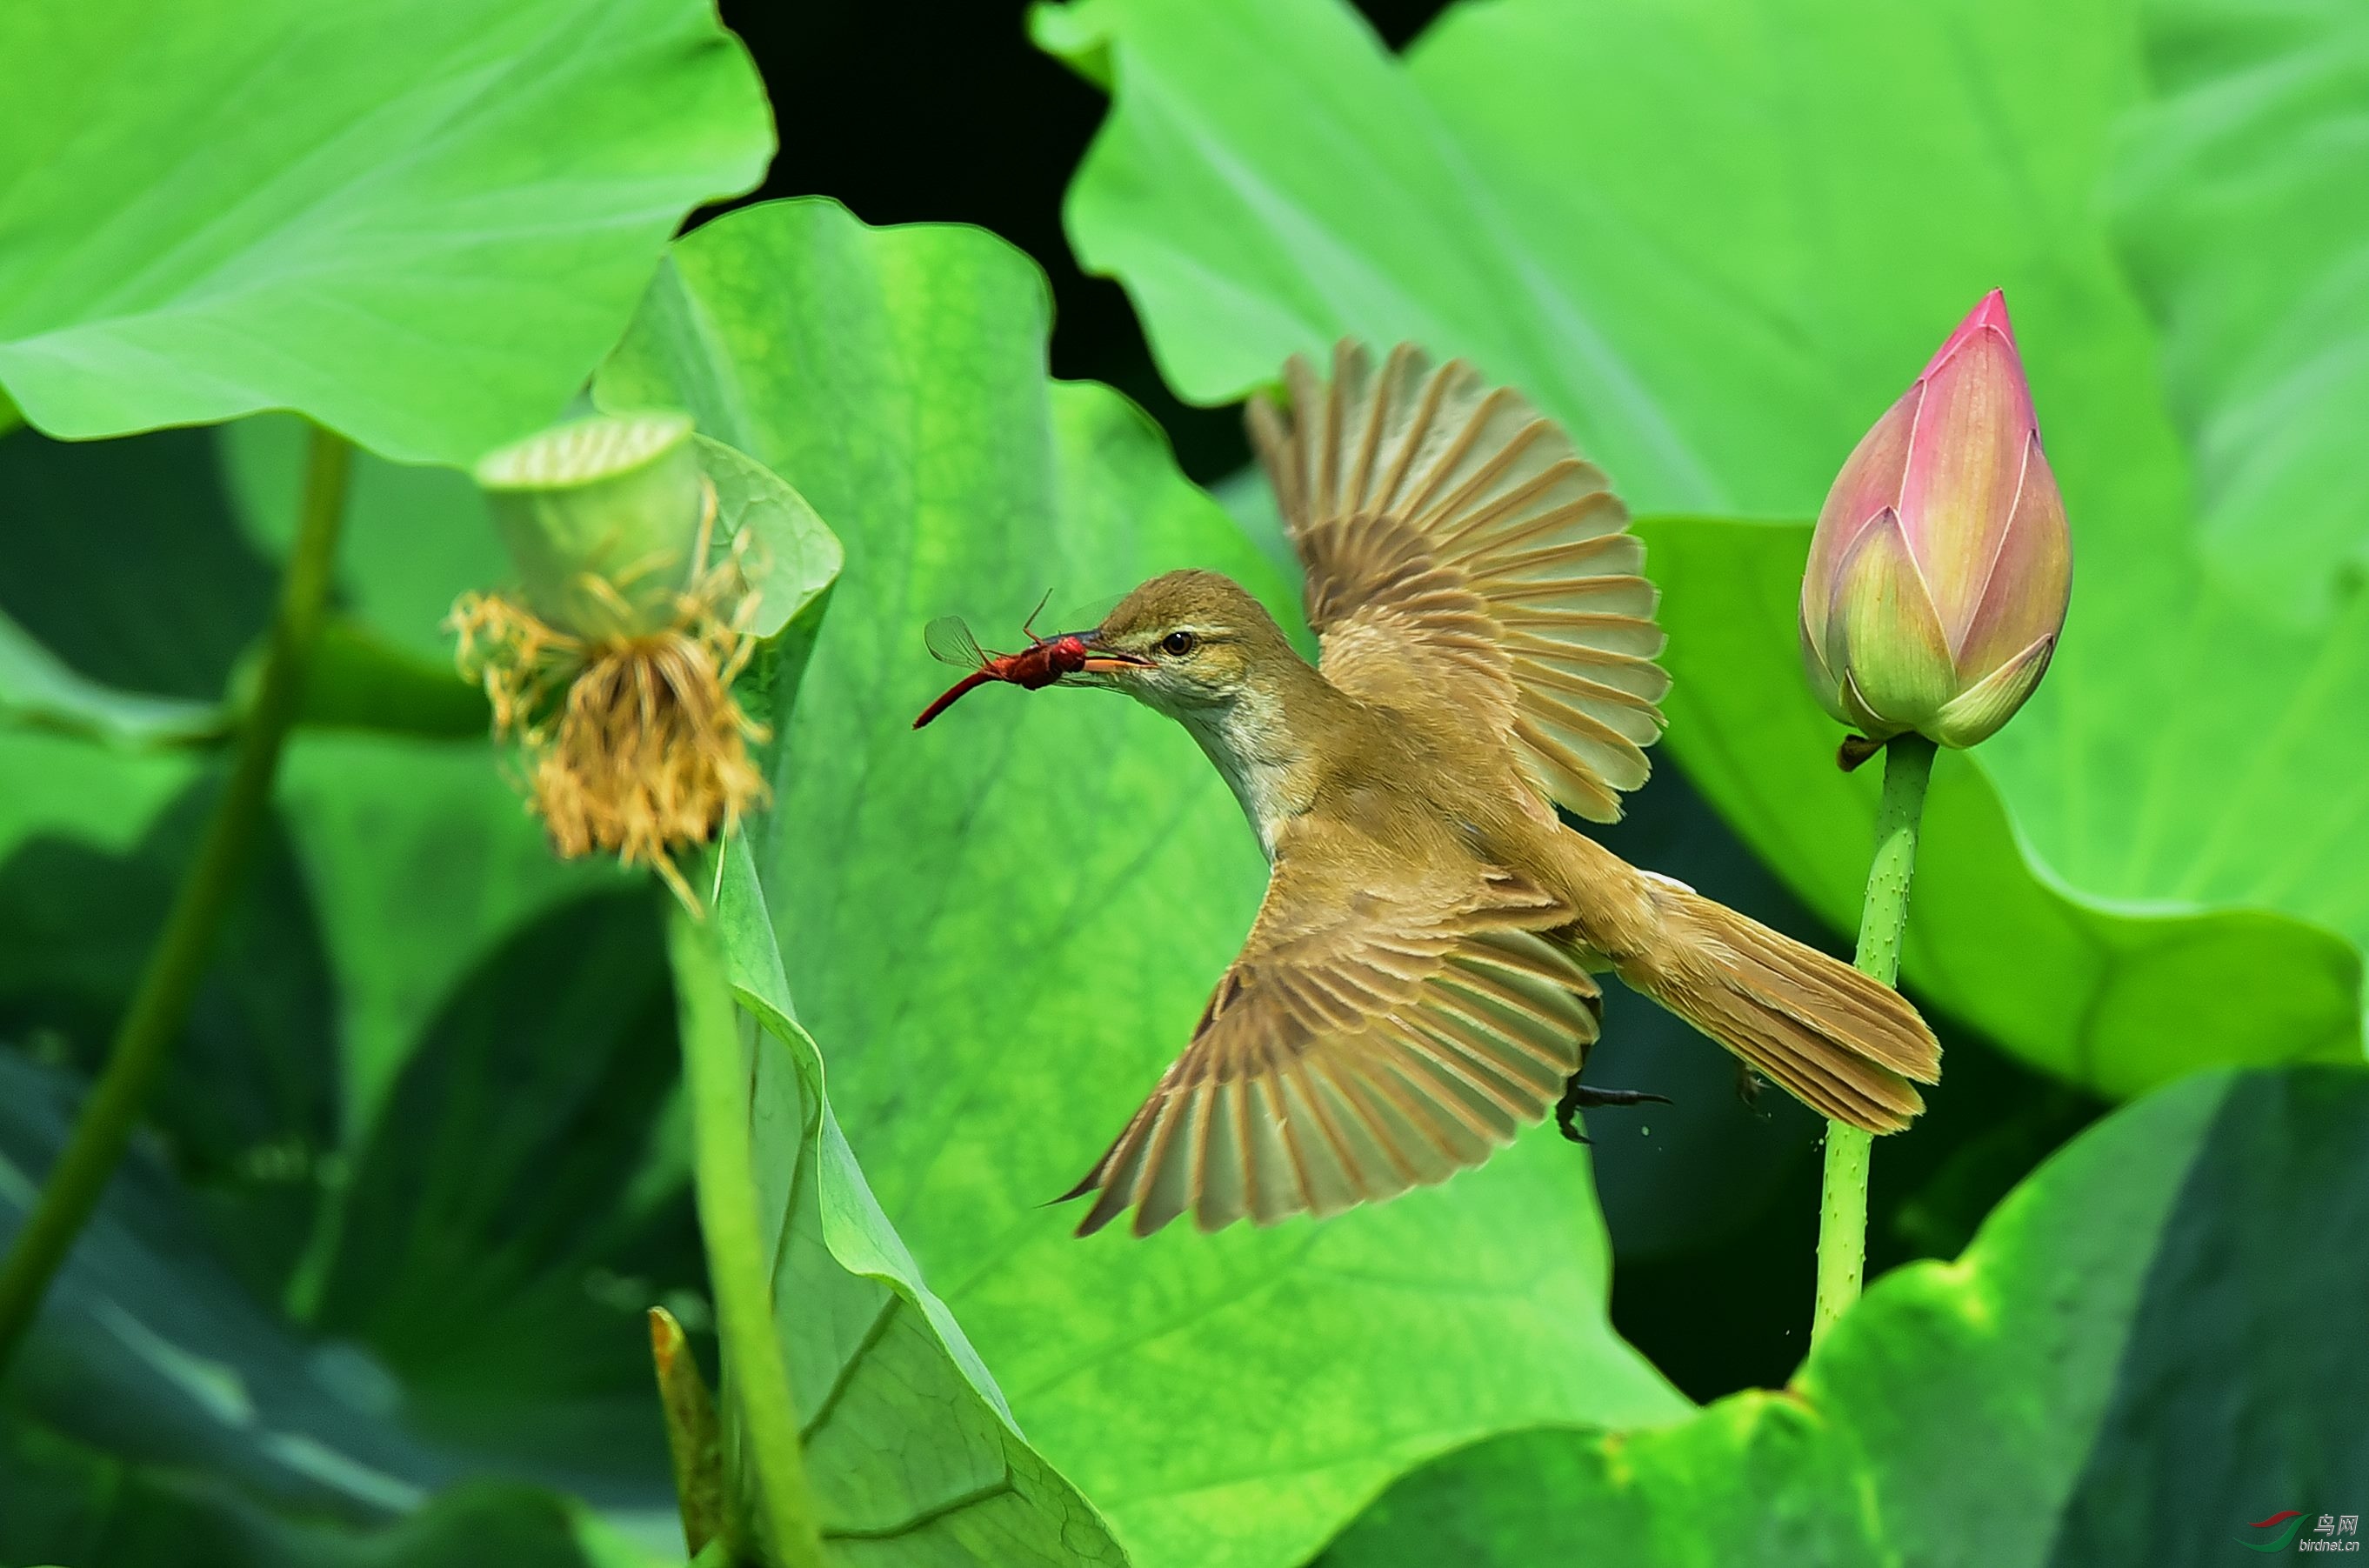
1799, 290, 2072, 751
1827, 510, 1955, 737
1931, 635, 2055, 750
1798, 613, 1845, 724
475, 412, 706, 641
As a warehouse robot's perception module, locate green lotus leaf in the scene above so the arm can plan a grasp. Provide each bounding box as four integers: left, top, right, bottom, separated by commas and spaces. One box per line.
1, 1417, 644, 1568
0, 1047, 676, 1565
691, 436, 845, 643
0, 0, 771, 464
0, 609, 223, 749
703, 836, 1128, 1564
1318, 1064, 2369, 1565
2112, 0, 2369, 614
0, 423, 690, 1552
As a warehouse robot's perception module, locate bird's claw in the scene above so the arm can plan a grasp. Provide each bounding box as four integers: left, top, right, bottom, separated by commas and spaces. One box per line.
1734, 1062, 1772, 1119
1555, 1074, 1673, 1144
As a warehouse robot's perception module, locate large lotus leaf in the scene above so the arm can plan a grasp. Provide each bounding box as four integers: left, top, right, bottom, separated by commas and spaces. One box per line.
1316, 1063, 2369, 1565
0, 1049, 677, 1564
702, 838, 1126, 1564
0, 425, 277, 703
1038, 0, 2369, 1096
597, 197, 1687, 1568
0, 412, 611, 1148
0, 609, 222, 750
1, 1418, 646, 1568
0, 0, 771, 464
0, 427, 690, 1544
276, 737, 618, 1145
297, 889, 697, 1502
0, 734, 681, 1545
2112, 0, 2369, 614
0, 422, 482, 747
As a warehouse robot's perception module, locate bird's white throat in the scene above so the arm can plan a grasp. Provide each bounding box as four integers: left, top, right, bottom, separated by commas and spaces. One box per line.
1175, 690, 1303, 862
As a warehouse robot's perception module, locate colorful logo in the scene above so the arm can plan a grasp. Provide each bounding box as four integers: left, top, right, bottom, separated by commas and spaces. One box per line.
2242, 1513, 2309, 1553
2242, 1511, 2365, 1553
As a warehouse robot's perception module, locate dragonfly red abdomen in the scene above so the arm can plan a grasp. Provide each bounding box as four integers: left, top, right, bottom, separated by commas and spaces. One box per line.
912, 611, 1091, 727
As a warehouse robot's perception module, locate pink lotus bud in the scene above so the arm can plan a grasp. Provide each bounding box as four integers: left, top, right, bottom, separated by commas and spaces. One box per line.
1799, 290, 2072, 753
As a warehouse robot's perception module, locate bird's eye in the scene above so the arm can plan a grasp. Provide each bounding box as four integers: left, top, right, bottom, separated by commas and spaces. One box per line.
1161, 630, 1198, 656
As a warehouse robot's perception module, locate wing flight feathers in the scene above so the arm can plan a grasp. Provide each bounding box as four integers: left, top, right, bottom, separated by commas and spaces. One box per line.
1249, 341, 1672, 822
1062, 837, 1601, 1238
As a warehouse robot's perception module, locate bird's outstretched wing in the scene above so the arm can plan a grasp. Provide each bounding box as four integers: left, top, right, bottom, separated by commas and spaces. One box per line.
1248, 341, 1669, 822
1061, 817, 1601, 1237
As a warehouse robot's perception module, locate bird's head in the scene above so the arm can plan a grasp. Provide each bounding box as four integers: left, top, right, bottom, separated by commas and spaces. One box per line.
1063, 569, 1302, 719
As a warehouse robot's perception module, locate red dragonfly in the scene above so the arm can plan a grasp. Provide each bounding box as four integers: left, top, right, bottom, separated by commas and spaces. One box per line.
913, 596, 1118, 729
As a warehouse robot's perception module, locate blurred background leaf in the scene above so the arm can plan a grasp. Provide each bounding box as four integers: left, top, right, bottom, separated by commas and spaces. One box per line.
2112, 0, 2369, 617
0, 743, 698, 1558
0, 416, 688, 1556
1317, 1064, 2369, 1566
1, 1426, 645, 1568
219, 417, 509, 665
212, 417, 629, 1133
597, 197, 1687, 1568
0, 0, 773, 463
1038, 0, 2369, 1103
0, 1051, 669, 1566
297, 891, 693, 1497
0, 611, 223, 751
0, 427, 278, 700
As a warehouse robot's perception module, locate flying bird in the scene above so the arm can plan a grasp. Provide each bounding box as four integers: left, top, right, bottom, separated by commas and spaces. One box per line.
975, 342, 1941, 1237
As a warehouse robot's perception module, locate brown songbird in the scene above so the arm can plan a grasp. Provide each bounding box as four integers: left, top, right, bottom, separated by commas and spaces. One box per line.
1042, 342, 1940, 1237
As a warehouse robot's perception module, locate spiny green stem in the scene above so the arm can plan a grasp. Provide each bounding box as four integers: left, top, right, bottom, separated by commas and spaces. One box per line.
0, 424, 351, 1373
667, 896, 824, 1568
1812, 732, 1936, 1344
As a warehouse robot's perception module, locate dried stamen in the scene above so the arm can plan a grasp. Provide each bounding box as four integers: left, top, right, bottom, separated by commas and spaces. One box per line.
451, 532, 768, 912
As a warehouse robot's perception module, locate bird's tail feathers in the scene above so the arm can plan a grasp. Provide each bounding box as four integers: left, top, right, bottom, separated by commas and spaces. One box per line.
1618, 881, 1940, 1132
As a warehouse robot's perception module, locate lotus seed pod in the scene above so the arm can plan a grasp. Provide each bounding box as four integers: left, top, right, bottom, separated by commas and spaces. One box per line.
1799, 290, 2072, 751
474, 412, 706, 641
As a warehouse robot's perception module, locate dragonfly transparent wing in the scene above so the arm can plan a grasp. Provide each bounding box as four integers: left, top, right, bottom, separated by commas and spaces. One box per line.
924, 615, 987, 669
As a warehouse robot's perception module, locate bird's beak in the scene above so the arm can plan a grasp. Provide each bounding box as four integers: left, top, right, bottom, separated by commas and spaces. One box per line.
1075, 631, 1154, 673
